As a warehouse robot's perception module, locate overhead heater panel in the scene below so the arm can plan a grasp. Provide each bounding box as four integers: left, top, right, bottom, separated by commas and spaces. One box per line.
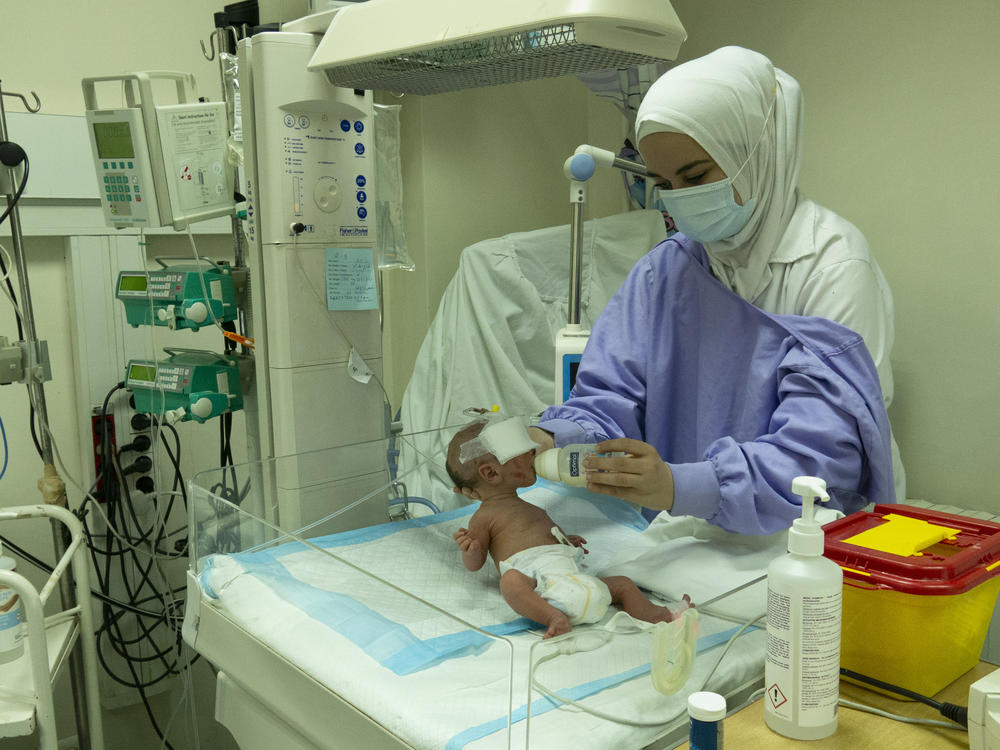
307, 0, 687, 95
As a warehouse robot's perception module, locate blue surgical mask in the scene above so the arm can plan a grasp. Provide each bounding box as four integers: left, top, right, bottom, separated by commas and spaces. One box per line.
652, 96, 774, 244
655, 177, 755, 243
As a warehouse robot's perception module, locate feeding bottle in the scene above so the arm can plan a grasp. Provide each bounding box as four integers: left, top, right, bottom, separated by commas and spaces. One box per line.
0, 539, 25, 663
764, 476, 842, 740
533, 444, 624, 487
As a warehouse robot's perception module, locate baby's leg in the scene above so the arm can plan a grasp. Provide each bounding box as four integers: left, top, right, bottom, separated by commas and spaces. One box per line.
499, 569, 571, 638
601, 576, 678, 624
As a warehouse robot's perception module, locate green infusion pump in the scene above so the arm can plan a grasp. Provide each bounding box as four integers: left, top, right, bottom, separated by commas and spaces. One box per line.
126, 349, 248, 424
116, 259, 245, 331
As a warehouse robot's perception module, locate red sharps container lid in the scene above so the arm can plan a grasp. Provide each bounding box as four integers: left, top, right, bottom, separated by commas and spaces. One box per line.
823, 504, 1000, 595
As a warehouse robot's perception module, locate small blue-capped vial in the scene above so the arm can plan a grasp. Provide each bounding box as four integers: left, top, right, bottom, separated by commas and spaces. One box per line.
688, 691, 726, 750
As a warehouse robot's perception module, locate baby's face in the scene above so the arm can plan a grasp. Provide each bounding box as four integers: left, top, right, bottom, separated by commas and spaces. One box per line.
502, 449, 537, 489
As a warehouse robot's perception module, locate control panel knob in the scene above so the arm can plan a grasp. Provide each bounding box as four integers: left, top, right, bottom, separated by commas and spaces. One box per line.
314, 176, 341, 213
184, 301, 208, 323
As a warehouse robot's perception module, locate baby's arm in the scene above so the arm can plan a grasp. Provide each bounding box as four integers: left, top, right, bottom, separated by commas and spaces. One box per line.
453, 516, 490, 571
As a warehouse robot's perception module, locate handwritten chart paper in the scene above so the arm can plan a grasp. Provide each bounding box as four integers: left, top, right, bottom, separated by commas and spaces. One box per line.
325, 247, 378, 311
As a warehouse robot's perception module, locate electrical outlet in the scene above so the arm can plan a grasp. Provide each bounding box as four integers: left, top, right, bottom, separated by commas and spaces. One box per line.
90, 412, 117, 500
969, 667, 1000, 750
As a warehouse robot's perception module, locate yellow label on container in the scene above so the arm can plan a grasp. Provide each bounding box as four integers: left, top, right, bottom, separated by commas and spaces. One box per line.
842, 514, 962, 557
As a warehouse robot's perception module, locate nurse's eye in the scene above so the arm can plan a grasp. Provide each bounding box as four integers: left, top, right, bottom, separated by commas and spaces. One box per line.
682, 171, 708, 186
653, 179, 672, 191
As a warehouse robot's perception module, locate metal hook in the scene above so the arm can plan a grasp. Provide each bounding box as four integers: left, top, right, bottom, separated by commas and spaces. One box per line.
201, 35, 217, 61
1, 90, 41, 113
201, 26, 243, 61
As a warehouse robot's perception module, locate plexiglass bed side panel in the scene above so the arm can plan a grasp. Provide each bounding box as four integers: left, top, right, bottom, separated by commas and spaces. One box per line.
186, 425, 768, 750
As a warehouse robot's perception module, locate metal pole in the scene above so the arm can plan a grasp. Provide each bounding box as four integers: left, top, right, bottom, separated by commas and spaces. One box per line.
568, 202, 584, 326
0, 81, 94, 750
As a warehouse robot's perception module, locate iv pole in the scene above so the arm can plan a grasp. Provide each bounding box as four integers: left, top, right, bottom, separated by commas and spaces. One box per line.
555, 145, 650, 402
0, 83, 102, 750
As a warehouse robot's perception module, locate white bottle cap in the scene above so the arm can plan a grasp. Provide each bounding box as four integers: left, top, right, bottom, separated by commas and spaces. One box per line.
688, 691, 726, 721
534, 448, 560, 481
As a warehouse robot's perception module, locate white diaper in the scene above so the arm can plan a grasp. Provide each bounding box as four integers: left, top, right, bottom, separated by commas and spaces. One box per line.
499, 544, 612, 625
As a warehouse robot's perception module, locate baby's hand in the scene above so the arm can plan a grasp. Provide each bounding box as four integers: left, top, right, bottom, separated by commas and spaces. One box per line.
453, 527, 481, 555
566, 534, 589, 553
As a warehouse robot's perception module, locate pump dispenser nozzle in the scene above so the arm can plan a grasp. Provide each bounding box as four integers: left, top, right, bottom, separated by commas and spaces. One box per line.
788, 476, 831, 556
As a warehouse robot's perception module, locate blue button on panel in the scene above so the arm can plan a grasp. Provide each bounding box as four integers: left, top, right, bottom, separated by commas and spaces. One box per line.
357, 206, 367, 219
356, 175, 366, 187
355, 143, 365, 155
340, 120, 351, 132
354, 121, 364, 133
357, 191, 367, 203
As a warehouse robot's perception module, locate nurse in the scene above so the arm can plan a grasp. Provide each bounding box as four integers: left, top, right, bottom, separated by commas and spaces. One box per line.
529, 46, 902, 534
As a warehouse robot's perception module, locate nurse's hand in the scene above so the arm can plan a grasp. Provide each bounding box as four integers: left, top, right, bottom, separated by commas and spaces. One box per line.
527, 426, 555, 451
583, 438, 675, 511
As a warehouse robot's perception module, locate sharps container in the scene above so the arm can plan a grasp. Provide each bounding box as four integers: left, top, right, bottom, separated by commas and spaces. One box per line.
823, 504, 1000, 696
688, 691, 725, 750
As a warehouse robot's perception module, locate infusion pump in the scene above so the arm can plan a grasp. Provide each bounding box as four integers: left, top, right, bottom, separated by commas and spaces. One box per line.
82, 71, 234, 230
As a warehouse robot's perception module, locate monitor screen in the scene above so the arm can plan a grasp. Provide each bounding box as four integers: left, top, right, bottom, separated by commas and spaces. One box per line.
118, 274, 147, 293
93, 121, 136, 159
127, 363, 157, 383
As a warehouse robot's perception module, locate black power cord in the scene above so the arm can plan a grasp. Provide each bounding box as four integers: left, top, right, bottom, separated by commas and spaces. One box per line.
841, 668, 969, 728
0, 141, 28, 226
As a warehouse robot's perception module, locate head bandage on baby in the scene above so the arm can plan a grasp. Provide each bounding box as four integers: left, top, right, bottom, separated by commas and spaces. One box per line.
458, 417, 540, 465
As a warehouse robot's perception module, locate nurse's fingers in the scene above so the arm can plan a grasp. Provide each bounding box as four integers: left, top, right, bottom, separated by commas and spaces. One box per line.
588, 454, 675, 511
594, 438, 651, 456
587, 470, 642, 488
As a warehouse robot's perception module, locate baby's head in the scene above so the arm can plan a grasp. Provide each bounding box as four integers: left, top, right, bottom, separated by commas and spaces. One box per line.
446, 422, 537, 497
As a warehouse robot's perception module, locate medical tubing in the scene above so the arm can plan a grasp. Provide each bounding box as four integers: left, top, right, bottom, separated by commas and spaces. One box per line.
529, 649, 677, 729
839, 668, 968, 728
388, 497, 441, 514
525, 612, 765, 731
698, 613, 765, 693
0, 242, 23, 340
0, 412, 7, 480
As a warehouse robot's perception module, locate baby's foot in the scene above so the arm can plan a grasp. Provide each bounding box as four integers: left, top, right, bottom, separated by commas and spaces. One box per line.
543, 612, 571, 639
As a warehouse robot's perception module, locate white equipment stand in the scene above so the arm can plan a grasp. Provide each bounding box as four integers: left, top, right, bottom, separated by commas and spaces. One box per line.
0, 505, 105, 750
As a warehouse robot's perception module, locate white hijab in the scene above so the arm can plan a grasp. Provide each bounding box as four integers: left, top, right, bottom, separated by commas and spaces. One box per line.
635, 46, 803, 300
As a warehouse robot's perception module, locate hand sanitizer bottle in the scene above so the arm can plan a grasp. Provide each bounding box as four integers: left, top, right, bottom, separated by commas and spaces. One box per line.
764, 476, 842, 740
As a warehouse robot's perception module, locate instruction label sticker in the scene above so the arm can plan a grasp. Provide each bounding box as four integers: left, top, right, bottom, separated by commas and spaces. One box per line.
325, 247, 377, 311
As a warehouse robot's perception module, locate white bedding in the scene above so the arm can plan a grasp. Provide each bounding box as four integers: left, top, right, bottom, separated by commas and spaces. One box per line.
199, 482, 778, 750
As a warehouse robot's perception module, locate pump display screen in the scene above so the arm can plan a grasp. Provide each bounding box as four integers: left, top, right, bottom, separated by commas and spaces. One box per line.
118, 275, 148, 293
93, 121, 136, 159
127, 364, 157, 383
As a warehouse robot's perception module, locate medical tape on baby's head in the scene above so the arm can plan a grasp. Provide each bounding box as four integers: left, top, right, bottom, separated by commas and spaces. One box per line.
458, 436, 490, 464
458, 417, 539, 465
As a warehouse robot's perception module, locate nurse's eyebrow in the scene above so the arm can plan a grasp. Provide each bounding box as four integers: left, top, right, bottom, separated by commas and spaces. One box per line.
676, 159, 713, 175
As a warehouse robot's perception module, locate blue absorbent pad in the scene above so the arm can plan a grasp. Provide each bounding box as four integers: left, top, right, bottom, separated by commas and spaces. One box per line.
201, 482, 649, 675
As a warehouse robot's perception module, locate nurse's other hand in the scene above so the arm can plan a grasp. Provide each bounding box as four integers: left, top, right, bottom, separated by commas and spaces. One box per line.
527, 426, 555, 452
584, 438, 675, 511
